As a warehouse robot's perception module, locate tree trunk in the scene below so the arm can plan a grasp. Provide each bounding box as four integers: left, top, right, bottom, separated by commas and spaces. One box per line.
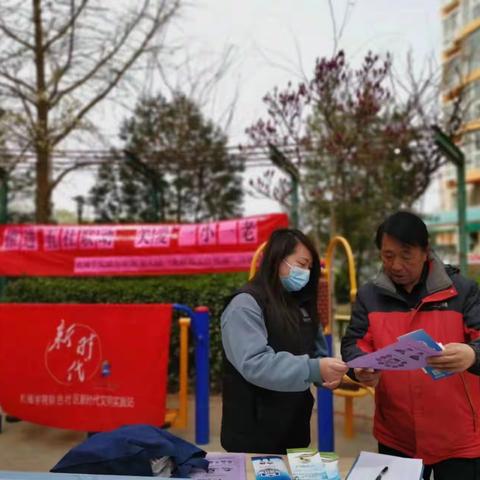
35, 145, 52, 223
33, 0, 52, 223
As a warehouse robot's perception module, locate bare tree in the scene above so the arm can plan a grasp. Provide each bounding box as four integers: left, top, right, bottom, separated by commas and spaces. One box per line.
0, 0, 180, 222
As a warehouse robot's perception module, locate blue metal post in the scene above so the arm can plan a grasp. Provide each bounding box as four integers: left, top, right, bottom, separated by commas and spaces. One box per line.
173, 303, 210, 445
193, 306, 210, 445
317, 332, 334, 451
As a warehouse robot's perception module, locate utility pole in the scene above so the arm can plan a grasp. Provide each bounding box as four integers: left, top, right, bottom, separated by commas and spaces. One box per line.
268, 143, 300, 228
0, 167, 7, 225
73, 195, 85, 224
432, 125, 467, 274
0, 167, 8, 299
124, 150, 161, 222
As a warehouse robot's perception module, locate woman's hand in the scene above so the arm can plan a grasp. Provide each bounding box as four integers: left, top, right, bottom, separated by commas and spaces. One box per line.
320, 358, 349, 389
354, 368, 381, 387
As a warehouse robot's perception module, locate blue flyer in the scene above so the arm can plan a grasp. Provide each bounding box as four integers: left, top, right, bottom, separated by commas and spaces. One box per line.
251, 456, 291, 480
398, 329, 454, 380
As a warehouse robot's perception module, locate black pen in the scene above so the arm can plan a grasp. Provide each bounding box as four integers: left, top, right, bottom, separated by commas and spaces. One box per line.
375, 465, 389, 480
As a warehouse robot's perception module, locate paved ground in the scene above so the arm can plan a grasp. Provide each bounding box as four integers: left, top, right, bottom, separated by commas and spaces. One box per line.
0, 392, 376, 477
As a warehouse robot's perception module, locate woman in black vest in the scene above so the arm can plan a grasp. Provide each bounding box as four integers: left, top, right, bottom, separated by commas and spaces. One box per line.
221, 228, 347, 454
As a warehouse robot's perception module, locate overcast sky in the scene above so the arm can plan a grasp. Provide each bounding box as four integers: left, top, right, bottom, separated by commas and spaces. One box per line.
53, 0, 443, 218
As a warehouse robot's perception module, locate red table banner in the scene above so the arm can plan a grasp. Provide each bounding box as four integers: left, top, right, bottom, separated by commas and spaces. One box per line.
0, 213, 288, 276
0, 303, 172, 431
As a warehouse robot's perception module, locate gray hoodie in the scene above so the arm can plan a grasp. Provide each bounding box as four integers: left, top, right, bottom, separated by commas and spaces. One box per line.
221, 293, 327, 392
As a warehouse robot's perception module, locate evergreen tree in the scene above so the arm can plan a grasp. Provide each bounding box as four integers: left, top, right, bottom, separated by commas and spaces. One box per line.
90, 93, 244, 223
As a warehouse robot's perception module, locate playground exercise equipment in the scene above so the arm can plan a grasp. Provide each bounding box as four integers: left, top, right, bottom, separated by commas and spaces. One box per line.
173, 304, 210, 445
325, 236, 373, 440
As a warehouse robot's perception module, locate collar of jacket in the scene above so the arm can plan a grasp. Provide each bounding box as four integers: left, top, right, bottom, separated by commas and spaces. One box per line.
373, 250, 457, 303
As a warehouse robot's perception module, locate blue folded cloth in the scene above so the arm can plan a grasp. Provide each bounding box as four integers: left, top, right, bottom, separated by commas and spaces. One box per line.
50, 424, 209, 477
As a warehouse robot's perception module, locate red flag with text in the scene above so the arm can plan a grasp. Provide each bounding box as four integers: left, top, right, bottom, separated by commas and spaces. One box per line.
0, 213, 288, 276
0, 303, 172, 431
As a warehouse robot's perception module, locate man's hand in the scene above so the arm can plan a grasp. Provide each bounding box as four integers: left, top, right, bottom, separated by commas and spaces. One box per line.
427, 343, 476, 372
320, 358, 349, 390
354, 368, 381, 387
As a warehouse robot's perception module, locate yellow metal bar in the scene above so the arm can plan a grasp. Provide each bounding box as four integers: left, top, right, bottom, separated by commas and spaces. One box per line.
249, 241, 267, 280
324, 236, 357, 334
173, 317, 190, 428
165, 410, 177, 425
333, 376, 375, 439
344, 396, 354, 438
325, 235, 358, 304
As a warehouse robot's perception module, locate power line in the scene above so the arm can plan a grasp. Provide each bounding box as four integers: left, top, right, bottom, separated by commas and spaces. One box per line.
0, 139, 423, 170
0, 149, 296, 170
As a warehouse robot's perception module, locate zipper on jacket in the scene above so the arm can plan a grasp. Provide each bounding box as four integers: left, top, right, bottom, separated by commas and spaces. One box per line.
408, 300, 425, 327
460, 373, 478, 432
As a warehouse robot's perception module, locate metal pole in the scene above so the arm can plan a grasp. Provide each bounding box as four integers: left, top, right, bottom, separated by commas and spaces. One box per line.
431, 126, 468, 273
193, 306, 210, 445
124, 150, 159, 222
150, 177, 160, 222
0, 168, 8, 300
457, 158, 468, 274
173, 303, 210, 445
317, 333, 334, 451
0, 167, 8, 224
268, 143, 300, 228
291, 175, 299, 229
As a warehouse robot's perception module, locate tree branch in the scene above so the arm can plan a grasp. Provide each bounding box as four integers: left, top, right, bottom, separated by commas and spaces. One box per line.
44, 0, 88, 51
52, 0, 180, 147
0, 68, 37, 94
0, 21, 34, 50
47, 0, 83, 102
50, 0, 173, 108
49, 159, 100, 192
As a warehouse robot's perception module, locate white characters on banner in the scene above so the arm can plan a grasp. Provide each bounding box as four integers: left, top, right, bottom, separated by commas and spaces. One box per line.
45, 319, 102, 385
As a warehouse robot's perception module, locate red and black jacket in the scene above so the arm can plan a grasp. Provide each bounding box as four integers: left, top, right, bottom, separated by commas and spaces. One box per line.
341, 252, 480, 465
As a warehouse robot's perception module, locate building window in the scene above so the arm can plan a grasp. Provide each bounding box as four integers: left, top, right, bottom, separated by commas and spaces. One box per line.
463, 0, 471, 24
472, 0, 480, 19
464, 29, 480, 71
467, 101, 480, 122
460, 81, 480, 122
460, 131, 480, 170
443, 56, 462, 89
470, 184, 480, 205
443, 11, 459, 45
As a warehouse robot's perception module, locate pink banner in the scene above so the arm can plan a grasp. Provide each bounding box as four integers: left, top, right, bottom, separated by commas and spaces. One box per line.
74, 252, 254, 274
0, 213, 289, 276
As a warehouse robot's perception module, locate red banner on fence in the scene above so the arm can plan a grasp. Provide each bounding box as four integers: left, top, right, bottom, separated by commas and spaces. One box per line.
0, 303, 172, 431
0, 213, 288, 276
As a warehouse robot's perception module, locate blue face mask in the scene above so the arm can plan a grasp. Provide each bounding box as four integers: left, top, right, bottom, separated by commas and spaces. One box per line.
280, 260, 310, 292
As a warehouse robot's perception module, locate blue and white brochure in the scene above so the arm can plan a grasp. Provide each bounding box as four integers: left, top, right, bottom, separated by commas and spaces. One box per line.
398, 329, 454, 380
251, 456, 290, 480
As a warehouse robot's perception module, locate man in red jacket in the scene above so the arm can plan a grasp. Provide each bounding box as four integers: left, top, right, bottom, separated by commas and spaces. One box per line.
341, 211, 480, 480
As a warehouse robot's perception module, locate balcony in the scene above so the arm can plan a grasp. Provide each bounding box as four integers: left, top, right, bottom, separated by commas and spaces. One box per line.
442, 0, 460, 16
425, 206, 480, 232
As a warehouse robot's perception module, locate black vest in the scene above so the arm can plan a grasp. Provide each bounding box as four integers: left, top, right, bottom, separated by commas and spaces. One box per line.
220, 284, 318, 454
